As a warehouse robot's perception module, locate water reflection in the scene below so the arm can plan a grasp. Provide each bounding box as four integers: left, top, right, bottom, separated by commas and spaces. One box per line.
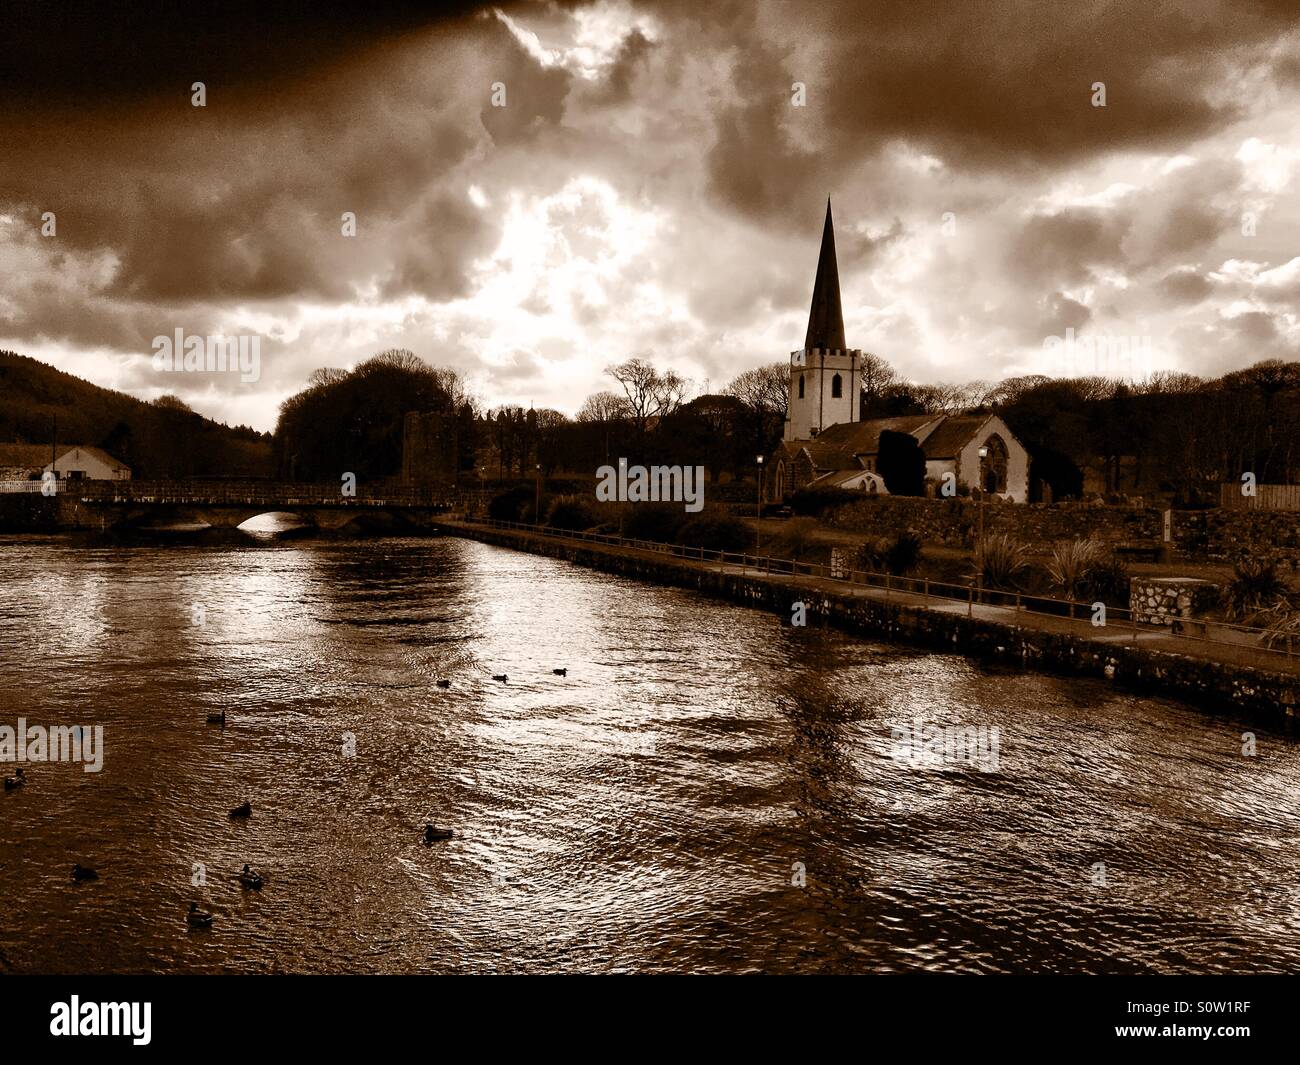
1, 530, 1299, 973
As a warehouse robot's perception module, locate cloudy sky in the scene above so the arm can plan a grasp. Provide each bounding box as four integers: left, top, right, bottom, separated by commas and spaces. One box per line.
1, 0, 1298, 431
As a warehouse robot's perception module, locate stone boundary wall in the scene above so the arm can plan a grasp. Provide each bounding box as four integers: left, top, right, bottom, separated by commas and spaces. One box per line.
1130, 577, 1220, 625
821, 496, 1300, 561
442, 521, 1300, 729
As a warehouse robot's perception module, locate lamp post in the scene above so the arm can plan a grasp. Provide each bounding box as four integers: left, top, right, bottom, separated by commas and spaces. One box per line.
756, 454, 764, 554
534, 463, 541, 526
975, 444, 989, 597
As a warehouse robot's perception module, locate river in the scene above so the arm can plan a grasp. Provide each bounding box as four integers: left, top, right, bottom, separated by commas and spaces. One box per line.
2, 526, 1298, 973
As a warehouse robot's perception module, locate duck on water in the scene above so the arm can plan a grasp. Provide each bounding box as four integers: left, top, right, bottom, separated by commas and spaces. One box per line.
422, 823, 453, 844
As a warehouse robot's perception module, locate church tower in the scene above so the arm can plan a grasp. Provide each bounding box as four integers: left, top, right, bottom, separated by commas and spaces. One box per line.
784, 200, 861, 440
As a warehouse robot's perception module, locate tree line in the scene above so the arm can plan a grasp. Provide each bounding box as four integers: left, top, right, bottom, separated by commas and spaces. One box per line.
271, 348, 1300, 504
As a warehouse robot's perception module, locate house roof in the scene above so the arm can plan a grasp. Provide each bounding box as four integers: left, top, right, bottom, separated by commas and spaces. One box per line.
813, 415, 942, 456
917, 415, 990, 459
0, 444, 58, 468
0, 444, 129, 471
59, 446, 130, 471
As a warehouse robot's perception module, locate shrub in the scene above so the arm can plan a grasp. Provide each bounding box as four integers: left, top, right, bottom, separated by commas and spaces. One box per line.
546, 494, 599, 531
849, 536, 888, 572
1259, 602, 1300, 649
1084, 552, 1130, 607
974, 533, 1031, 590
1224, 556, 1289, 620
1046, 539, 1102, 600
767, 517, 821, 561
787, 486, 861, 517
622, 503, 686, 544
883, 531, 923, 575
877, 430, 926, 496
488, 485, 534, 522
676, 511, 755, 553
848, 531, 923, 575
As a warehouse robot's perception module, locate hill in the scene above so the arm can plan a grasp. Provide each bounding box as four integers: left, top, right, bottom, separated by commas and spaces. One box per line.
0, 351, 272, 479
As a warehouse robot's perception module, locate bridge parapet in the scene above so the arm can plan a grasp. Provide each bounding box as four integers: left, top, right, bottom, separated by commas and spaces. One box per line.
68, 480, 458, 508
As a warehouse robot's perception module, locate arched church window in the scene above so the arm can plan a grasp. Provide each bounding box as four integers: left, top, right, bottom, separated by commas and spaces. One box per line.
797, 375, 805, 399
978, 435, 1010, 494
831, 373, 842, 398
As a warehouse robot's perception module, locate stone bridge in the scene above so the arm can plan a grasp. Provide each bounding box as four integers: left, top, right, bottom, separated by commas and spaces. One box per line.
58, 480, 460, 531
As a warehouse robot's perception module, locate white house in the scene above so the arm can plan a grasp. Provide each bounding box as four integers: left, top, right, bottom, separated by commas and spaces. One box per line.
0, 444, 131, 489
45, 446, 132, 482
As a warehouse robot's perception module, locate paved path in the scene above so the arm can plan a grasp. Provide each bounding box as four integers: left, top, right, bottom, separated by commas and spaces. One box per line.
443, 519, 1300, 678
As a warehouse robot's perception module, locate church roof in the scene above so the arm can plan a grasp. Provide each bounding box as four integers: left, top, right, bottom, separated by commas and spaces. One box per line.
813, 415, 942, 456
916, 415, 990, 458
803, 200, 847, 352
776, 437, 862, 471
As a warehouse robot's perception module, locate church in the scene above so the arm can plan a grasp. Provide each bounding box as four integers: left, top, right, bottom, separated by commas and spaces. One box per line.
767, 202, 1029, 503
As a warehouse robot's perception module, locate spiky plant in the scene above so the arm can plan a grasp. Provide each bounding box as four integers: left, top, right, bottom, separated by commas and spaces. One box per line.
1046, 539, 1104, 601
974, 533, 1031, 590
1224, 555, 1289, 621
883, 531, 923, 575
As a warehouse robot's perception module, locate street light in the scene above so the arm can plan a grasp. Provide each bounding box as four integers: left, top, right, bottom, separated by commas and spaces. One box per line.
534, 463, 542, 526
756, 454, 765, 553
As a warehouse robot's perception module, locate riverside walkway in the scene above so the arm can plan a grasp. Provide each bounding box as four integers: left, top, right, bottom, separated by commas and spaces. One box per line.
438, 516, 1300, 681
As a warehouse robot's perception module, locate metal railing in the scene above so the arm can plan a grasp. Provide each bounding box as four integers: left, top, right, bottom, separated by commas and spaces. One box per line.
60, 480, 458, 507
0, 480, 54, 493
464, 516, 1300, 669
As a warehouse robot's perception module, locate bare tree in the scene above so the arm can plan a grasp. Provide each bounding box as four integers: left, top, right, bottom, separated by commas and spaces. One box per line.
724, 362, 789, 421
578, 391, 630, 464
858, 352, 897, 413
604, 357, 689, 438
577, 391, 632, 423
1140, 370, 1203, 395
307, 367, 349, 389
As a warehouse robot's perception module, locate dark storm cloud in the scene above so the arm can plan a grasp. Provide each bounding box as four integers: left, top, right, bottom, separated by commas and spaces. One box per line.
689, 0, 1294, 223
0, 5, 564, 339
2, 0, 1298, 425
0, 0, 490, 104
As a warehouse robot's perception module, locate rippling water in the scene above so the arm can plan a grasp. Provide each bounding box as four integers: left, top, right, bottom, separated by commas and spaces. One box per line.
2, 525, 1299, 973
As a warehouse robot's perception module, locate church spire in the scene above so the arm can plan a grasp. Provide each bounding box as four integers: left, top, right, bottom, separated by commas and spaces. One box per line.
803, 199, 846, 352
